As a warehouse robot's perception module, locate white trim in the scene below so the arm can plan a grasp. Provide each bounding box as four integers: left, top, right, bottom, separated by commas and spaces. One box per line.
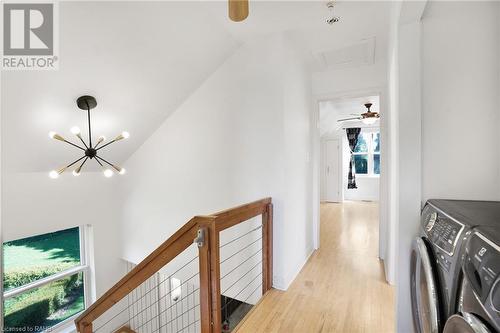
273, 247, 314, 291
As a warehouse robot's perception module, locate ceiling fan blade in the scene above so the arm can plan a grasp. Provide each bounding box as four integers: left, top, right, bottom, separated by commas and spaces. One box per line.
229, 0, 249, 22
337, 117, 361, 122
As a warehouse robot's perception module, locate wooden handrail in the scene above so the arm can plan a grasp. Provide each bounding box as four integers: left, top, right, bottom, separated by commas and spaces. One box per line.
75, 198, 273, 333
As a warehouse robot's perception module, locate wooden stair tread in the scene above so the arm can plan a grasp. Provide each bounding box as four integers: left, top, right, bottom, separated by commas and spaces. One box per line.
114, 326, 136, 333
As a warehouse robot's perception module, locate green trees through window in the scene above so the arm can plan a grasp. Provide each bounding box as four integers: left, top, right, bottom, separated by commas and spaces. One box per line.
352, 131, 380, 176
3, 227, 87, 332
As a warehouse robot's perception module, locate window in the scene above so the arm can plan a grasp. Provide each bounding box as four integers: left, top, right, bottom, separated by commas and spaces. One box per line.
3, 227, 92, 332
352, 131, 380, 176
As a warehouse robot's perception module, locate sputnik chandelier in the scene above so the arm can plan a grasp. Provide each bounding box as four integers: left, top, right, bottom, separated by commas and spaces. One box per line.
48, 95, 129, 179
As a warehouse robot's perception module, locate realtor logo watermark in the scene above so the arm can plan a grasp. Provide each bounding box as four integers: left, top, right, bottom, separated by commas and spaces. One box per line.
2, 2, 59, 70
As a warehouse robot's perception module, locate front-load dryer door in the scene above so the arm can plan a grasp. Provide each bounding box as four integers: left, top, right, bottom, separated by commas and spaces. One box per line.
443, 314, 490, 333
411, 237, 441, 333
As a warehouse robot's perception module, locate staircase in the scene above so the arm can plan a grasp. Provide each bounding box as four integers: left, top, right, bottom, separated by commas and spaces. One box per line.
75, 198, 273, 333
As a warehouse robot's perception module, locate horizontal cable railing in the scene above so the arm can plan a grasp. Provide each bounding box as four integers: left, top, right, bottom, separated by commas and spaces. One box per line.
219, 218, 264, 331
75, 198, 273, 333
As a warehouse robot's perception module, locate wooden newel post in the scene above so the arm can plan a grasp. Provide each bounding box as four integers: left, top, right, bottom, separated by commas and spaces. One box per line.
80, 323, 92, 333
262, 202, 273, 293
198, 216, 222, 333
209, 219, 222, 333
198, 226, 213, 333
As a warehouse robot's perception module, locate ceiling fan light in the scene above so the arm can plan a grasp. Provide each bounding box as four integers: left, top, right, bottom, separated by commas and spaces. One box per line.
103, 169, 114, 178
70, 126, 81, 135
362, 117, 378, 125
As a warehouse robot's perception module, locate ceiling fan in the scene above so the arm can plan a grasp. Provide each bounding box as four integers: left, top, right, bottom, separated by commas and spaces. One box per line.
337, 103, 380, 125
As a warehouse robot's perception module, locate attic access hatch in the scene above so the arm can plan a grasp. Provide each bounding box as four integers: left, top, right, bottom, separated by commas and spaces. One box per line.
314, 38, 375, 70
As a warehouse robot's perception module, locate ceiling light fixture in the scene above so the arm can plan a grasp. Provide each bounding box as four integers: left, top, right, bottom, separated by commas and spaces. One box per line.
48, 95, 129, 178
326, 1, 340, 25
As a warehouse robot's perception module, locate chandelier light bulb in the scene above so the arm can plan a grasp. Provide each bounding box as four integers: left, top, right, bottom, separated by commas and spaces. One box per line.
119, 168, 126, 175
97, 135, 106, 143
49, 170, 59, 179
70, 126, 81, 135
49, 131, 65, 141
72, 169, 81, 177
122, 131, 130, 139
103, 169, 114, 178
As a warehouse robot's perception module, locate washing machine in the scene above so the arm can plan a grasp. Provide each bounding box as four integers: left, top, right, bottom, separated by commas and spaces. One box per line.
411, 200, 500, 333
443, 226, 500, 333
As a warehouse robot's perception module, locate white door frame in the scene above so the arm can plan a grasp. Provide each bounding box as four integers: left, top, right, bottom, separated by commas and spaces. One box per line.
322, 138, 343, 203
311, 87, 388, 263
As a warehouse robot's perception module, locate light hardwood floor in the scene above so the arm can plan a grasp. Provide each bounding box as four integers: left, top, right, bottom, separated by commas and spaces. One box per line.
235, 201, 395, 333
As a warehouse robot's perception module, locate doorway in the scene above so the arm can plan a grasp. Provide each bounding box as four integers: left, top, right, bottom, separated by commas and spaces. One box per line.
319, 95, 381, 204
312, 92, 389, 284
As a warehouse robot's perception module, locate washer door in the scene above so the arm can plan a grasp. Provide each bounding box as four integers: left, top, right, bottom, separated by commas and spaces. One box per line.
443, 314, 490, 333
411, 237, 441, 333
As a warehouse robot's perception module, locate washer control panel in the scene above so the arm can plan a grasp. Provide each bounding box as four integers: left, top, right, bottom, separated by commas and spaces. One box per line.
422, 204, 464, 257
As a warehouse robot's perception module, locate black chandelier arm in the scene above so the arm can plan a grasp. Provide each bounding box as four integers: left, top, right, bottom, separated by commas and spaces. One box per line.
62, 139, 86, 151
66, 155, 87, 169
77, 135, 89, 149
95, 155, 115, 168
95, 139, 117, 151
78, 156, 89, 171
87, 104, 92, 148
94, 157, 104, 167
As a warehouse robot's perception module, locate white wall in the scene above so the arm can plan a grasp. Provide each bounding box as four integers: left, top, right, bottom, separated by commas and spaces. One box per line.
395, 1, 500, 332
421, 1, 500, 201
396, 19, 422, 333
1, 173, 124, 298
119, 33, 313, 291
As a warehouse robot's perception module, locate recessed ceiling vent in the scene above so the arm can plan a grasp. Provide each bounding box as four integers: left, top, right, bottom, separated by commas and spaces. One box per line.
316, 38, 375, 70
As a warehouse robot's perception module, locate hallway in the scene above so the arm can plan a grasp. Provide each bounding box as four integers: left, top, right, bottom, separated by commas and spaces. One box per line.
235, 201, 395, 332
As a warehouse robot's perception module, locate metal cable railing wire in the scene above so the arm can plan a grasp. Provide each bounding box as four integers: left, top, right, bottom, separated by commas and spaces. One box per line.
220, 237, 262, 265
220, 248, 262, 281
133, 284, 201, 332
222, 260, 262, 295
221, 271, 263, 314
93, 255, 199, 332
219, 224, 262, 249
126, 272, 199, 328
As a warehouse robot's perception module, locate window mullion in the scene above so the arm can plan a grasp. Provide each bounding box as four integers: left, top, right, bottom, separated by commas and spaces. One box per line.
3, 264, 88, 300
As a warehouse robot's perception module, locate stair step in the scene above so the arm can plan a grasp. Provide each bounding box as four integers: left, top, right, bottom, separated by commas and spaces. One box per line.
114, 326, 136, 333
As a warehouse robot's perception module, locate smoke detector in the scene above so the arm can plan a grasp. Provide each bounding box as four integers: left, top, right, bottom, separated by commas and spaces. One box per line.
326, 1, 340, 25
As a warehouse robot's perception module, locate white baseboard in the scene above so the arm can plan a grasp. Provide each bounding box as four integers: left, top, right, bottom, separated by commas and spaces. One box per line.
272, 247, 315, 291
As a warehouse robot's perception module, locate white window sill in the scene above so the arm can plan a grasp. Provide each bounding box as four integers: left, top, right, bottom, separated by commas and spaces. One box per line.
55, 324, 77, 333
354, 174, 380, 179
